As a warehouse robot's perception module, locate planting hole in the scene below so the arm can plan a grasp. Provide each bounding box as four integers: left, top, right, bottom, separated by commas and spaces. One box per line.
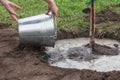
46, 38, 120, 72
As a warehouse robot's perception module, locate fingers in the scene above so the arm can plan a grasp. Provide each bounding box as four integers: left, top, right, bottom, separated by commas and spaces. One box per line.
11, 14, 18, 21
52, 7, 58, 16
46, 4, 58, 16
8, 1, 22, 10
3, 1, 22, 21
45, 7, 51, 15
5, 4, 18, 16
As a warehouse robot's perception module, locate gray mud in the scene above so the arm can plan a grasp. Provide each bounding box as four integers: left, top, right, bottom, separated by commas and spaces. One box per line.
46, 38, 120, 63
92, 43, 119, 55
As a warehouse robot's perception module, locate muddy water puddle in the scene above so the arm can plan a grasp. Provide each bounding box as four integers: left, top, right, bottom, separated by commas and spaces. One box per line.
46, 38, 120, 72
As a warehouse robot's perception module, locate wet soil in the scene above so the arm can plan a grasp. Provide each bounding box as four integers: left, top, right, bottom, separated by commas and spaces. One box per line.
64, 43, 119, 62
93, 43, 119, 55
84, 43, 119, 55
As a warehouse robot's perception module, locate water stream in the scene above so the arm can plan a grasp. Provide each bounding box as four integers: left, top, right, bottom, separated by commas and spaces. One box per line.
46, 38, 120, 72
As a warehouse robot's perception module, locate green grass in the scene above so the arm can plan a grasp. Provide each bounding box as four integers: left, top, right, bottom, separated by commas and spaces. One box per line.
0, 0, 120, 29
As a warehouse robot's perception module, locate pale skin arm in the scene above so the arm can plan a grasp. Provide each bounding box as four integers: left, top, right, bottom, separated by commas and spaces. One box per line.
0, 0, 22, 21
0, 0, 58, 21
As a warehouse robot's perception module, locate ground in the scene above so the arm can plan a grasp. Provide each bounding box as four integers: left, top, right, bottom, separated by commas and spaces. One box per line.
0, 27, 120, 80
0, 6, 120, 80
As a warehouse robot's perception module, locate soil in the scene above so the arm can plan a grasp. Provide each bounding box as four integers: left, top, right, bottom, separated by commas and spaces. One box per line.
64, 43, 119, 62
85, 43, 119, 55
83, 6, 120, 24
92, 43, 119, 55
1, 25, 120, 80
1, 6, 120, 80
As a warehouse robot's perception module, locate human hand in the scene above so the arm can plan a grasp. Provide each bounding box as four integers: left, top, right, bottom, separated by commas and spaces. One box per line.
45, 0, 58, 16
0, 0, 22, 21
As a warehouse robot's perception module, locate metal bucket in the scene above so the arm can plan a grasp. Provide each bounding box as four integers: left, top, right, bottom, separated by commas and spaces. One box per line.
18, 13, 57, 47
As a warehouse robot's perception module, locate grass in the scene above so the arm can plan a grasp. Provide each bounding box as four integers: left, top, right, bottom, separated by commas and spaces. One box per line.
0, 0, 120, 29
112, 7, 120, 14
96, 21, 120, 38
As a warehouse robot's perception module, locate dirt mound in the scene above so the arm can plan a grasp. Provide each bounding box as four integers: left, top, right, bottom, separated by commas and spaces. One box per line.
96, 10, 120, 24
93, 43, 119, 55
84, 43, 119, 55
83, 6, 120, 24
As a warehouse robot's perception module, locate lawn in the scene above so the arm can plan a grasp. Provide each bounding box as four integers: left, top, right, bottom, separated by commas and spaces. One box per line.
0, 0, 120, 29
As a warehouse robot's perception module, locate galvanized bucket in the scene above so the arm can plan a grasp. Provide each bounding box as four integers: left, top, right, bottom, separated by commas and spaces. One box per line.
18, 13, 57, 47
